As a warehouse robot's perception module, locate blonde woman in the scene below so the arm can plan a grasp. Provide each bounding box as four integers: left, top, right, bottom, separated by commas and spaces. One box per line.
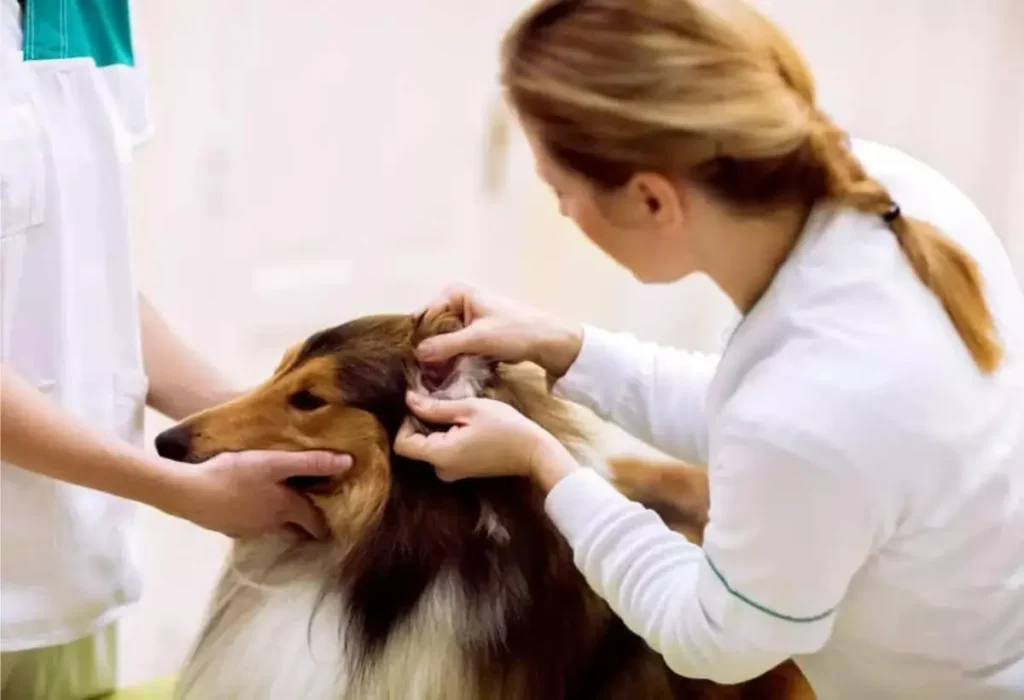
395, 0, 1024, 697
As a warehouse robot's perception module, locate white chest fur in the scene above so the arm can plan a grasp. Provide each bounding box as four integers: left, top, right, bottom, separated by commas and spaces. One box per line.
176, 542, 479, 700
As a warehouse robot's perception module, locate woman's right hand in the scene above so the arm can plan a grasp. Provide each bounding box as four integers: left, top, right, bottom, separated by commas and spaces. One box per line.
415, 284, 584, 379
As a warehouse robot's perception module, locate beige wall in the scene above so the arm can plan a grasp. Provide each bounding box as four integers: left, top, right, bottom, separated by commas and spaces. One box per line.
119, 0, 1023, 685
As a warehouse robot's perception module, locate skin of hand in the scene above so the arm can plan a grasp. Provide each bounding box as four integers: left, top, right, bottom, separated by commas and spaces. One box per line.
394, 392, 579, 491
415, 284, 584, 379
166, 450, 353, 539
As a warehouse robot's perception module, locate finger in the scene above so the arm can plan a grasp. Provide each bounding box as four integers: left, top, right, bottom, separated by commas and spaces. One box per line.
417, 283, 466, 319
405, 392, 478, 424
393, 423, 433, 462
394, 424, 453, 467
416, 324, 489, 362
427, 282, 484, 326
283, 492, 331, 539
257, 450, 353, 481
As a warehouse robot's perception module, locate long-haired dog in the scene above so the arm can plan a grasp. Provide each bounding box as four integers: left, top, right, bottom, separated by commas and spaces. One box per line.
155, 310, 813, 699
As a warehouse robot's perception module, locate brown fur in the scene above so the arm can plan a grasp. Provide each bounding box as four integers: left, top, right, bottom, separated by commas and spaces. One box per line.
157, 310, 813, 699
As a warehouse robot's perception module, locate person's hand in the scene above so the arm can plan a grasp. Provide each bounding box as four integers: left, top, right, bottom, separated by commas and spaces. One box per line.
394, 392, 577, 485
416, 284, 584, 379
166, 450, 352, 539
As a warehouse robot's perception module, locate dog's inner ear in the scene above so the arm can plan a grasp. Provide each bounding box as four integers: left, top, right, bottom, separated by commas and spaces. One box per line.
404, 310, 496, 433
419, 357, 460, 393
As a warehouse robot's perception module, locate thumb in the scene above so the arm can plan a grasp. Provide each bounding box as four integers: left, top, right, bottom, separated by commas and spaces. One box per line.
405, 392, 477, 424
283, 492, 331, 539
259, 450, 353, 481
416, 325, 487, 362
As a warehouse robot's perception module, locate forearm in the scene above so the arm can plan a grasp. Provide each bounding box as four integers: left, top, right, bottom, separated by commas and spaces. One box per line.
139, 293, 239, 420
0, 368, 185, 514
552, 326, 719, 464
541, 465, 786, 684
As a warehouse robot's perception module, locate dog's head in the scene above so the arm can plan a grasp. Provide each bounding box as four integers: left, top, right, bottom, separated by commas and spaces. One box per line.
154, 308, 586, 540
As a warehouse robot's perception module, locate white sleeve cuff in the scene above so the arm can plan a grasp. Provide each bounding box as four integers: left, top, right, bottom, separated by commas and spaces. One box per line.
544, 468, 628, 546
551, 325, 629, 409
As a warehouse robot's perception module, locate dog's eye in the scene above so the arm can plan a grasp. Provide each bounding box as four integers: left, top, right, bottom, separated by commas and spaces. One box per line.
288, 390, 328, 411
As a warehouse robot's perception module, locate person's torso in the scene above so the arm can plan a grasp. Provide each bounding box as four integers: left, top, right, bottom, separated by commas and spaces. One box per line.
1, 0, 152, 651
706, 139, 1024, 698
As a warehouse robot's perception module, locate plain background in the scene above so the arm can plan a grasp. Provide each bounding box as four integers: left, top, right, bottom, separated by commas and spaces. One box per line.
119, 0, 1024, 685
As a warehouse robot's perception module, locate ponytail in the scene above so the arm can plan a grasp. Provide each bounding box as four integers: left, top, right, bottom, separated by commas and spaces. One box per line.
888, 214, 1002, 372
808, 115, 1003, 373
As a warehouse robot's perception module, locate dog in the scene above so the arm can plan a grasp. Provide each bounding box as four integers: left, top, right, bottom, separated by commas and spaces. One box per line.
155, 309, 814, 699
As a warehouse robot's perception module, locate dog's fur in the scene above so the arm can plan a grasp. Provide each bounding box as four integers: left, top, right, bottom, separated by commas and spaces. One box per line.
156, 310, 813, 700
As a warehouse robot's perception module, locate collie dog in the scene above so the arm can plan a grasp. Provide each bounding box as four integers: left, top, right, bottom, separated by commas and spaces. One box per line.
155, 309, 813, 699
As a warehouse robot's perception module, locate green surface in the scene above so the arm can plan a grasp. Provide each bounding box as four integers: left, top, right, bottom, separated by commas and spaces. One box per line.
106, 676, 175, 699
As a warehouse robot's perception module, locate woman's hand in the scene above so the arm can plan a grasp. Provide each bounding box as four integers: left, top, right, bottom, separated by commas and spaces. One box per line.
166, 450, 352, 540
416, 284, 584, 379
394, 392, 579, 488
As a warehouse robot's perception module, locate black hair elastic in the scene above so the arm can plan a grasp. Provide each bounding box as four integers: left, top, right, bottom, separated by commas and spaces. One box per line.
882, 203, 901, 223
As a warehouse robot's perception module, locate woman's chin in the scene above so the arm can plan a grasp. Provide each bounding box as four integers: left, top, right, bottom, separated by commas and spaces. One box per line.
631, 266, 693, 285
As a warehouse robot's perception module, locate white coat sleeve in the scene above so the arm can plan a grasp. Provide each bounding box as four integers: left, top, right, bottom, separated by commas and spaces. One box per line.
543, 431, 875, 684
552, 325, 719, 464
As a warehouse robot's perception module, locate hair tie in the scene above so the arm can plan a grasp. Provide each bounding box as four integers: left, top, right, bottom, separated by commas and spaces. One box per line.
882, 203, 901, 223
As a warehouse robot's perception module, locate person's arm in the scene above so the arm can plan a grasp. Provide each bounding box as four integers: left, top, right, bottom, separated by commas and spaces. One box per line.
0, 368, 350, 538
534, 424, 874, 684
552, 326, 719, 464
2, 367, 193, 511
139, 293, 239, 420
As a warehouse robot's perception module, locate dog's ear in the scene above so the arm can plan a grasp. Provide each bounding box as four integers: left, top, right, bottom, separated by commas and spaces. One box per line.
404, 309, 497, 433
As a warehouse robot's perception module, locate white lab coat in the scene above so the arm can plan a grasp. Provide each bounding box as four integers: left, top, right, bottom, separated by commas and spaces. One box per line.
0, 0, 151, 651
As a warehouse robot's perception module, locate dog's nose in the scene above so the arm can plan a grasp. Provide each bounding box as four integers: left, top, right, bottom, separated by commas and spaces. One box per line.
155, 424, 193, 463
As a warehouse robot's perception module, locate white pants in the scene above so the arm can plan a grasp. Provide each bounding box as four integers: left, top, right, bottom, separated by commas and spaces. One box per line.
0, 624, 117, 699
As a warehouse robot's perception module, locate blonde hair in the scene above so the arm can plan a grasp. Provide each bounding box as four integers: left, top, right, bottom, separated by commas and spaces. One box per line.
500, 0, 1003, 373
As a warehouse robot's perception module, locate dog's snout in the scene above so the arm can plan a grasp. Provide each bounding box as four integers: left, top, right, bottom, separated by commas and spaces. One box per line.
155, 424, 194, 463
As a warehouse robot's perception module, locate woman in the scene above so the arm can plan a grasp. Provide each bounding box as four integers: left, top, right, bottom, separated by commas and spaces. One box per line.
395, 0, 1024, 697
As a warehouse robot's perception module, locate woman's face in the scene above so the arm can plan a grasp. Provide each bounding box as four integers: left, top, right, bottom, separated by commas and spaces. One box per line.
525, 129, 698, 284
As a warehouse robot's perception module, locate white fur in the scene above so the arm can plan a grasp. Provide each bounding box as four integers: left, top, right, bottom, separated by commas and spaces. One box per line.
409, 355, 493, 403
175, 537, 482, 700
476, 503, 511, 545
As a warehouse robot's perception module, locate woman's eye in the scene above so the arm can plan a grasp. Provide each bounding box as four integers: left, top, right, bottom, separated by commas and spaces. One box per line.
288, 390, 328, 411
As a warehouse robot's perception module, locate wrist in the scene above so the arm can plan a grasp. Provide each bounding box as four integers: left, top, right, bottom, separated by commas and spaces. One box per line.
535, 320, 583, 379
529, 433, 579, 492
125, 453, 195, 519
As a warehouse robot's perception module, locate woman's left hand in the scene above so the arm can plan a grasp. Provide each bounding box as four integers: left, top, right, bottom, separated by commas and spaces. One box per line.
394, 392, 575, 484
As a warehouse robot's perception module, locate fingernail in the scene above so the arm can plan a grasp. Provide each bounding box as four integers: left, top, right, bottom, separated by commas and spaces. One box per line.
416, 342, 436, 360
406, 391, 422, 404
336, 454, 353, 469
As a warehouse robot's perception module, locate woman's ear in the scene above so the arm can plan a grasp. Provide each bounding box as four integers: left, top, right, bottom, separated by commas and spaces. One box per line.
620, 172, 685, 232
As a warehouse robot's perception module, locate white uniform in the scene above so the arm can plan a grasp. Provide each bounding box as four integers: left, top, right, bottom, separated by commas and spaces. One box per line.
547, 140, 1024, 697
1, 0, 151, 694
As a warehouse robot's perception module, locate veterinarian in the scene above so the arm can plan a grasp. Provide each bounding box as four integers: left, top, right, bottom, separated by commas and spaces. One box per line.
0, 1, 349, 696
395, 0, 1024, 697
